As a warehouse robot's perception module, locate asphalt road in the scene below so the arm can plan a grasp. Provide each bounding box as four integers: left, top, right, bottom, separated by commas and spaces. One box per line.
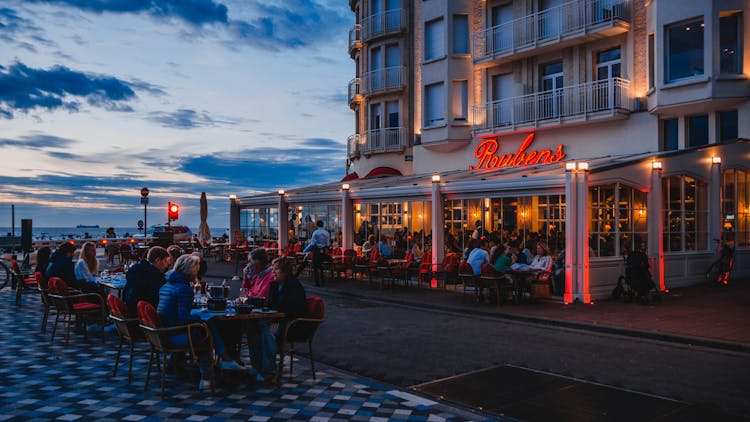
303, 286, 750, 419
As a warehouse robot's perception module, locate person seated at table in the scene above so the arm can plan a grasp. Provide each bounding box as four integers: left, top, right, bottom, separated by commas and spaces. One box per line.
46, 243, 78, 289
508, 241, 529, 265
74, 242, 98, 283
157, 254, 243, 389
242, 249, 274, 299
378, 236, 393, 259
124, 246, 170, 317
529, 242, 552, 272
466, 238, 490, 276
361, 234, 376, 258
242, 253, 254, 286
35, 246, 52, 289
411, 241, 424, 263
462, 238, 479, 262
491, 244, 512, 273
166, 245, 183, 266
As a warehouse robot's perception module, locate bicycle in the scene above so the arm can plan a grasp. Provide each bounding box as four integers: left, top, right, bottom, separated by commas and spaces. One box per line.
0, 259, 13, 291
706, 239, 735, 285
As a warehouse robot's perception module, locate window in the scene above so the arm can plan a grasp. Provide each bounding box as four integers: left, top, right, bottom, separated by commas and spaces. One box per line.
425, 82, 445, 126
721, 169, 749, 247
720, 13, 742, 74
425, 18, 445, 60
719, 110, 738, 142
648, 34, 655, 90
386, 101, 399, 128
663, 175, 708, 252
453, 15, 469, 55
687, 114, 708, 146
666, 18, 704, 82
661, 118, 678, 151
452, 80, 468, 121
240, 207, 278, 241
589, 184, 648, 257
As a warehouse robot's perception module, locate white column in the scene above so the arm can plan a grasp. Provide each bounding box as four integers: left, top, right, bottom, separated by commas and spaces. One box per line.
648, 164, 664, 291
342, 186, 353, 250
575, 166, 590, 303
277, 193, 288, 255
709, 158, 722, 246
564, 168, 577, 304
431, 176, 444, 287
229, 196, 240, 245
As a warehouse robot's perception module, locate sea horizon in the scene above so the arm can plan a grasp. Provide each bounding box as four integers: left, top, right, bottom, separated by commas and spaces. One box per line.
1, 226, 230, 240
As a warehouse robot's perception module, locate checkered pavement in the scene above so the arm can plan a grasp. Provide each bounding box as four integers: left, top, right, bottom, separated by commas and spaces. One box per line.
0, 289, 495, 421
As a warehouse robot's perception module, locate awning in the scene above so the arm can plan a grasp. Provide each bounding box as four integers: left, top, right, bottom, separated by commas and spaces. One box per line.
364, 166, 402, 178
341, 172, 359, 182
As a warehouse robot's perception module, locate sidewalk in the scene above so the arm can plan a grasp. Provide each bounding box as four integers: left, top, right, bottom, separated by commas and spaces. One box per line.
206, 261, 750, 351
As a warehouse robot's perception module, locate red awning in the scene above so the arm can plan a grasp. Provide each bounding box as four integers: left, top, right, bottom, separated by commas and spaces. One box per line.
364, 167, 402, 179
340, 172, 359, 182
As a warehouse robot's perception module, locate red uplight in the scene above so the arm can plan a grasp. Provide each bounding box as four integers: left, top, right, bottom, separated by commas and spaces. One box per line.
102, 239, 108, 245
130, 238, 136, 244
430, 278, 438, 289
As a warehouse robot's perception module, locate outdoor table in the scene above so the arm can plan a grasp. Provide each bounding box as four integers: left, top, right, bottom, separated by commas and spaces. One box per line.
95, 274, 127, 298
479, 273, 513, 306
211, 243, 230, 263
505, 269, 542, 303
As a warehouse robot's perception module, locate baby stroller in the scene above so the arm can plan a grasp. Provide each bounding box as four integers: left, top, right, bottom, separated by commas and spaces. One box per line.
612, 249, 661, 304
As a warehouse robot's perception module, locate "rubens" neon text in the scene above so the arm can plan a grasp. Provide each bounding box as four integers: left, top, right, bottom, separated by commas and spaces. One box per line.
470, 133, 566, 170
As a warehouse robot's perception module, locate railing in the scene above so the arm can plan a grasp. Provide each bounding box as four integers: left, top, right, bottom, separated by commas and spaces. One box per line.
360, 66, 406, 95
348, 78, 362, 105
362, 127, 408, 155
472, 77, 632, 132
472, 0, 630, 62
349, 24, 361, 54
347, 134, 361, 159
362, 9, 406, 41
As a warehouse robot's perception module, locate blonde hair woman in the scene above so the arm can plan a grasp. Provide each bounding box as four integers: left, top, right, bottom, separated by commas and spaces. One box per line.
74, 241, 99, 282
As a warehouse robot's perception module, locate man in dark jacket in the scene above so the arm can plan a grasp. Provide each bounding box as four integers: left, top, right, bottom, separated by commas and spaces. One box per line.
46, 243, 78, 288
124, 246, 170, 317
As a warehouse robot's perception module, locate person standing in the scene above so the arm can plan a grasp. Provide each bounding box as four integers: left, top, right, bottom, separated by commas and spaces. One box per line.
304, 220, 330, 287
123, 246, 170, 317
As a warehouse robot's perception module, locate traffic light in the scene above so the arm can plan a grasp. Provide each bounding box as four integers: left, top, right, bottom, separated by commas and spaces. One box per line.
168, 202, 179, 221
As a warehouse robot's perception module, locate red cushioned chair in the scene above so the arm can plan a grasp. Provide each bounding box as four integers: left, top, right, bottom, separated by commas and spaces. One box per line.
278, 296, 325, 380
137, 301, 214, 398
458, 261, 479, 297
418, 251, 433, 287
37, 272, 56, 333
14, 269, 42, 306
108, 294, 147, 384
47, 277, 106, 344
480, 263, 513, 305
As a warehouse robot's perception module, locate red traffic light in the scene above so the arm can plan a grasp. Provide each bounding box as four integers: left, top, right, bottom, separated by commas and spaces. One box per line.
168, 202, 179, 221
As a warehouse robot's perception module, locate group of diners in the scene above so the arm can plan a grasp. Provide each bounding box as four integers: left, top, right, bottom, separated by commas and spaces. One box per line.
36, 241, 309, 390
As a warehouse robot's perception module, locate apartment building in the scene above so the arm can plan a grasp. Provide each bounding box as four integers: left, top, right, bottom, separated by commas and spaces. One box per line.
232, 0, 749, 302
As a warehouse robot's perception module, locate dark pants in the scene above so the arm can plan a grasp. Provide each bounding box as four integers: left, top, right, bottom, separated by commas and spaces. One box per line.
312, 246, 325, 286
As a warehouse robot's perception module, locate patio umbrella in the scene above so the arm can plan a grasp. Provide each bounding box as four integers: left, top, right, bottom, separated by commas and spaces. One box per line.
198, 192, 211, 247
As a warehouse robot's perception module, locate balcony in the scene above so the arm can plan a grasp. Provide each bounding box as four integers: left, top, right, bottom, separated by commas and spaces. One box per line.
472, 77, 633, 135
472, 0, 630, 66
362, 127, 408, 155
349, 24, 362, 57
347, 134, 360, 160
362, 9, 406, 41
348, 78, 362, 109
360, 66, 406, 96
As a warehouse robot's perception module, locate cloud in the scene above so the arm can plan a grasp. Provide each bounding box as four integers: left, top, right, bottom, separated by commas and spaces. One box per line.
0, 7, 56, 51
0, 61, 143, 118
25, 0, 229, 26
146, 108, 238, 129
0, 133, 78, 149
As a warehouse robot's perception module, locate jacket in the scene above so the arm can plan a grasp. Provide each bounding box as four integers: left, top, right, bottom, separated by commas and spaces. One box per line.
157, 271, 197, 327
46, 250, 76, 288
267, 277, 307, 321
124, 259, 166, 317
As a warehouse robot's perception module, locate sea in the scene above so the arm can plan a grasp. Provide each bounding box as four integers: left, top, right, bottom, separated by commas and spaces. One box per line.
0, 227, 230, 240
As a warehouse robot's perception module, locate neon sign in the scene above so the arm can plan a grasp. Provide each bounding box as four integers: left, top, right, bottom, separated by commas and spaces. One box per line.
469, 133, 566, 170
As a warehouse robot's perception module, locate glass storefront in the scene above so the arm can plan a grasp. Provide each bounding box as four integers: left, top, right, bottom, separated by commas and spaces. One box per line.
662, 175, 707, 252
239, 207, 278, 243
354, 200, 432, 254
721, 168, 749, 247
289, 204, 342, 245
589, 184, 648, 257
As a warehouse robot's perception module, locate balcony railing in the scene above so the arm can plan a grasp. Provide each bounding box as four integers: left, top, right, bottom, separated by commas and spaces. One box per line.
472, 0, 630, 63
360, 66, 406, 96
472, 77, 632, 134
362, 127, 408, 155
349, 24, 362, 55
347, 134, 360, 159
362, 9, 406, 41
348, 78, 362, 107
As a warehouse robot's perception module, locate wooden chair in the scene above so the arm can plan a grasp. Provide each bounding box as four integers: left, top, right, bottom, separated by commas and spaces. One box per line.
277, 296, 325, 380
480, 263, 513, 305
108, 294, 146, 384
137, 301, 215, 398
47, 277, 106, 344
37, 273, 55, 333
458, 262, 479, 297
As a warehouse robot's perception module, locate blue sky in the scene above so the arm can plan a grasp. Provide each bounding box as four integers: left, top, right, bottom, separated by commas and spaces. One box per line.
0, 0, 353, 230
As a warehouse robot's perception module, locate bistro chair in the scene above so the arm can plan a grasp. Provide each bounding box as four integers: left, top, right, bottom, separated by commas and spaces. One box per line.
37, 273, 56, 333
417, 252, 432, 287
14, 270, 42, 306
277, 295, 325, 380
108, 294, 147, 384
458, 262, 479, 297
436, 253, 460, 288
47, 277, 106, 344
480, 263, 513, 305
137, 301, 215, 398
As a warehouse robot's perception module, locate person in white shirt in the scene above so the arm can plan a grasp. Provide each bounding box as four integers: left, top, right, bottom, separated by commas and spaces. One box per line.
74, 241, 98, 283
529, 242, 552, 272
304, 220, 330, 286
466, 239, 490, 276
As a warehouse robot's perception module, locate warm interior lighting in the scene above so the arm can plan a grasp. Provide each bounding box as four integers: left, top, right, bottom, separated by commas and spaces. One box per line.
565, 162, 577, 171
712, 156, 722, 164
277, 189, 285, 195
297, 205, 303, 211
577, 162, 589, 171
431, 174, 441, 182
229, 194, 237, 199
652, 161, 662, 170
342, 183, 350, 190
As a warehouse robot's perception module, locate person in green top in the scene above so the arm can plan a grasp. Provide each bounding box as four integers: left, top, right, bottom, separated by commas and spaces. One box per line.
491, 244, 512, 273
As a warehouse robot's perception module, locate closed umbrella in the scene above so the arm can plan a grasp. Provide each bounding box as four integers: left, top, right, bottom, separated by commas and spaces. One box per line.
198, 192, 211, 247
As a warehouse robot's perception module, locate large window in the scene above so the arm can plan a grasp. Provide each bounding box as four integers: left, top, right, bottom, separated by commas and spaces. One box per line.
425, 18, 445, 60
589, 184, 647, 257
452, 80, 468, 121
666, 18, 704, 82
687, 114, 709, 146
720, 13, 742, 74
661, 118, 678, 151
355, 201, 431, 252
291, 204, 341, 243
663, 175, 708, 252
648, 33, 655, 90
425, 82, 445, 126
453, 14, 469, 55
719, 110, 738, 142
239, 207, 278, 243
721, 169, 749, 247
